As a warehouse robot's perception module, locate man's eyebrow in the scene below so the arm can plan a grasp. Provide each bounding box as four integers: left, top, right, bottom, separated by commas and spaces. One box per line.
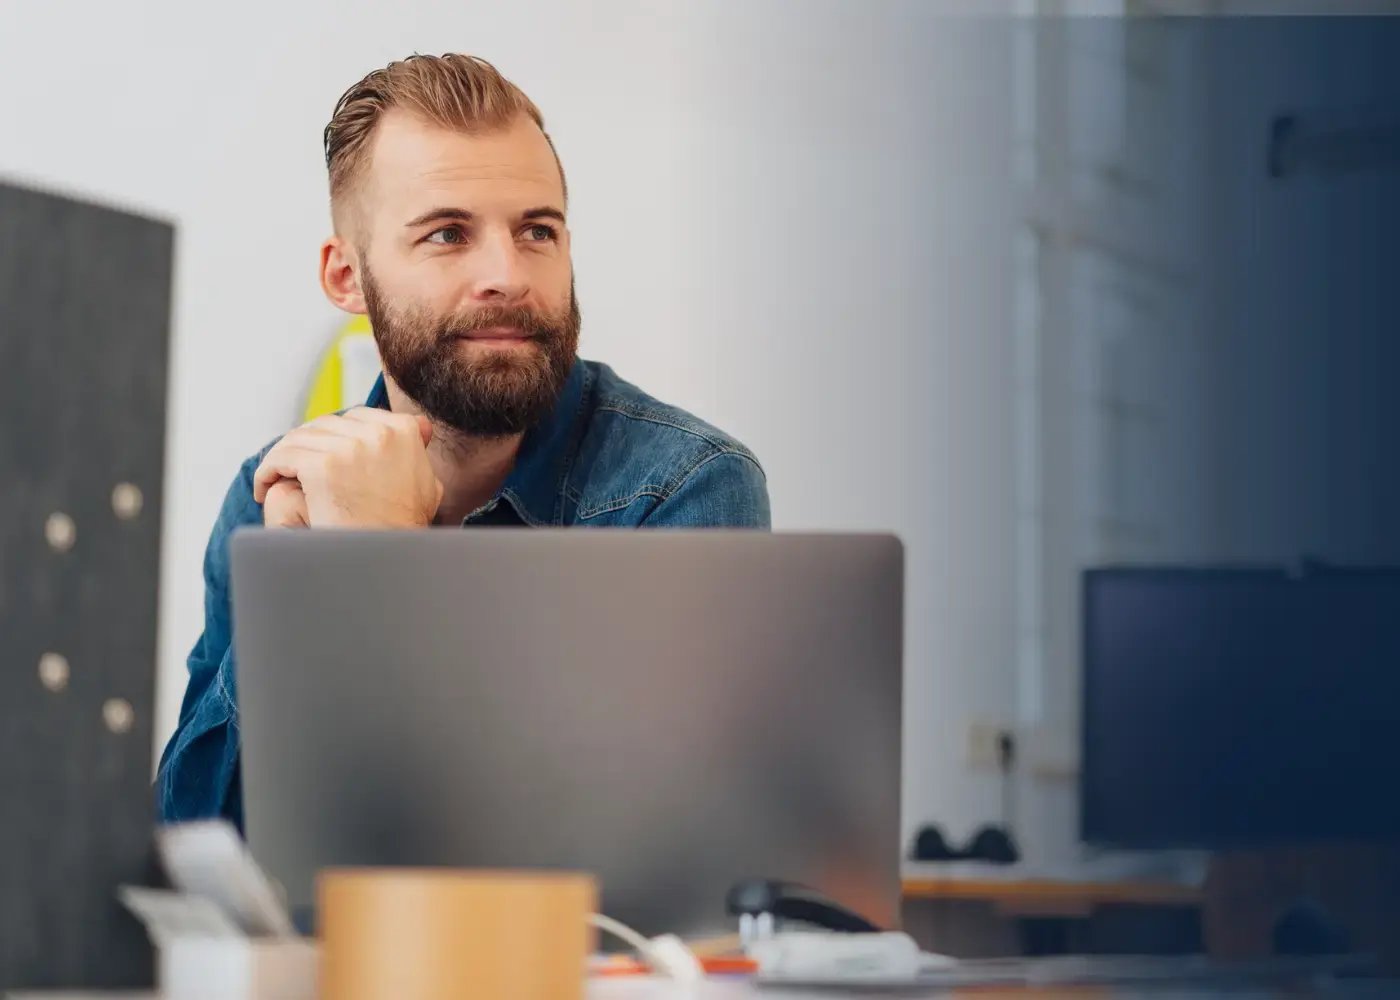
521, 206, 566, 223
403, 206, 566, 228
404, 207, 474, 229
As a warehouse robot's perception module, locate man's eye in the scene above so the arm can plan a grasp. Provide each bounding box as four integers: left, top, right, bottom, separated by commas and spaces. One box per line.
425, 226, 468, 245
523, 223, 557, 242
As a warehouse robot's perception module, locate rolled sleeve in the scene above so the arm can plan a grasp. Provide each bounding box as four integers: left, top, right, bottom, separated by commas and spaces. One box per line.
155, 458, 262, 827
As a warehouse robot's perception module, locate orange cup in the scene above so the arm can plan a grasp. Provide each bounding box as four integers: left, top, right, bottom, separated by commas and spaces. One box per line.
318, 869, 597, 1000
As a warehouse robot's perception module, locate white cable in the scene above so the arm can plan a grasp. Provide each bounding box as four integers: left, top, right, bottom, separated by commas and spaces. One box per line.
921, 949, 959, 971
589, 912, 655, 957
588, 913, 704, 983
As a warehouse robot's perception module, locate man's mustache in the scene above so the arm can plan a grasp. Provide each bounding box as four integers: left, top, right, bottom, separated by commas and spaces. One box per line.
438, 306, 558, 341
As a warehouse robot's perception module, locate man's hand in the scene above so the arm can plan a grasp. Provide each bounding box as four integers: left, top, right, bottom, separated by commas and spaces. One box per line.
262, 478, 310, 528
253, 409, 443, 528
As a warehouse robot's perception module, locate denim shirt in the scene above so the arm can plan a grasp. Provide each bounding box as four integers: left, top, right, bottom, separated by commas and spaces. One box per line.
155, 359, 769, 827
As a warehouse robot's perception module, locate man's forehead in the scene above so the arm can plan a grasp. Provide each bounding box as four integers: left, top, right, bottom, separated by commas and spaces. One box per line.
366, 110, 564, 215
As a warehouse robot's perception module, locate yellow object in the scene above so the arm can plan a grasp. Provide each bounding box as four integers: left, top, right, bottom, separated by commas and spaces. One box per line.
302, 315, 381, 421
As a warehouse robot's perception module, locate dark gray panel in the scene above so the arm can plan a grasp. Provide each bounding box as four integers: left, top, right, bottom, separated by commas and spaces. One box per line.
0, 181, 172, 989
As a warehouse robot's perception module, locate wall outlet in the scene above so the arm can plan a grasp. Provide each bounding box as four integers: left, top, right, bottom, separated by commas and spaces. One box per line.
1019, 724, 1080, 783
966, 722, 1010, 770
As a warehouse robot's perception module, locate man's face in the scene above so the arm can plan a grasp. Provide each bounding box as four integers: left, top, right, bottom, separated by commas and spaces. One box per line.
353, 111, 578, 436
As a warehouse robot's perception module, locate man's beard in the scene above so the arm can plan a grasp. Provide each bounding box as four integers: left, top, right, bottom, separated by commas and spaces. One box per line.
362, 267, 580, 437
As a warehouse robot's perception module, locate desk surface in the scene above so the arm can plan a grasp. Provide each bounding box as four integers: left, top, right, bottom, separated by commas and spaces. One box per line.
591, 982, 1109, 998
592, 977, 1362, 998
13, 966, 1394, 1000
10, 987, 1371, 1000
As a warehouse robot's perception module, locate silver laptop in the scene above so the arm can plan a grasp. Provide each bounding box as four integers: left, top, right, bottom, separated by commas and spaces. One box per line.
229, 529, 903, 936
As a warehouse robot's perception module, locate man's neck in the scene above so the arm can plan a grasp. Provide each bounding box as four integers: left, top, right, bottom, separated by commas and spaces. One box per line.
382, 376, 524, 525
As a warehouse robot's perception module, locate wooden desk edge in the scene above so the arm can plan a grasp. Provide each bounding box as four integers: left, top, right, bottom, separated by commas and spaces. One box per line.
901, 877, 1204, 907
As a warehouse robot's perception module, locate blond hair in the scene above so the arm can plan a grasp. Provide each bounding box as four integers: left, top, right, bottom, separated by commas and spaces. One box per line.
323, 53, 564, 231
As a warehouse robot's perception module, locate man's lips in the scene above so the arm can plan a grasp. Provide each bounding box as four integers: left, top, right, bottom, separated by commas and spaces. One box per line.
460, 325, 531, 341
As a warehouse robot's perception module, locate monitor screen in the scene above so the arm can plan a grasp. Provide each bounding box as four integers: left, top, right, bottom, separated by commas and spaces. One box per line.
1081, 568, 1400, 849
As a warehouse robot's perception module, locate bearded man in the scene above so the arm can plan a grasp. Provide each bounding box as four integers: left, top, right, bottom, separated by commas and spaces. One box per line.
156, 54, 768, 825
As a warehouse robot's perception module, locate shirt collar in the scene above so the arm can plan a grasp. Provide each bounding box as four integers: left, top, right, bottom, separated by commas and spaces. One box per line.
364, 359, 589, 526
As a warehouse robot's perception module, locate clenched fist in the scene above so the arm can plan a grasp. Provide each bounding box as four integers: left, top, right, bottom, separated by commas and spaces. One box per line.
253, 408, 443, 529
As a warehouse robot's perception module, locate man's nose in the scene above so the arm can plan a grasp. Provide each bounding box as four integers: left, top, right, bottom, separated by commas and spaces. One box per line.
468, 229, 529, 303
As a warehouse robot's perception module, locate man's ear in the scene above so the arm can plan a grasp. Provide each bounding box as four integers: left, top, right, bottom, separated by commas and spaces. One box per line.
320, 235, 366, 314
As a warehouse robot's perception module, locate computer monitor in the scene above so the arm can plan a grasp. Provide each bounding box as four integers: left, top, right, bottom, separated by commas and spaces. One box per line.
1081, 567, 1400, 849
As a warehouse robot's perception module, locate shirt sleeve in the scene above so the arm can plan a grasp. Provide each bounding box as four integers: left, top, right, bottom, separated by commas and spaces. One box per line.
154, 458, 262, 828
643, 450, 772, 529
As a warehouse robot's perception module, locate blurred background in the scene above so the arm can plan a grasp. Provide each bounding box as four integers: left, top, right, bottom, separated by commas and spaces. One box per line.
4, 0, 1399, 960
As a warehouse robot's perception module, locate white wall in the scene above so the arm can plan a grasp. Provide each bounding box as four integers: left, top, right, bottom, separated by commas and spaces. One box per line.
2, 1, 1020, 851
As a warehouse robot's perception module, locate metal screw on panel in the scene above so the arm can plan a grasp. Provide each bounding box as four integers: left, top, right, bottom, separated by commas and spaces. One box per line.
38, 652, 70, 692
103, 698, 135, 735
45, 512, 76, 552
112, 483, 144, 520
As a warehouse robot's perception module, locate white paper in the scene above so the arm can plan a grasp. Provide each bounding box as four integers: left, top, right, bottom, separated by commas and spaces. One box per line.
117, 887, 241, 946
156, 820, 296, 937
